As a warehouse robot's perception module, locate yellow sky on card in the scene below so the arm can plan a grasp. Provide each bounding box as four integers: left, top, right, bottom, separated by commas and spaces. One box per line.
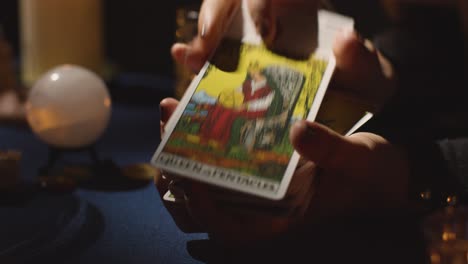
195, 44, 328, 118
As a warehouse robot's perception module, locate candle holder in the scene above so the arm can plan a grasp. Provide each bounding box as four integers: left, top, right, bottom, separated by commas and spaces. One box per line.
38, 145, 100, 177
37, 143, 137, 192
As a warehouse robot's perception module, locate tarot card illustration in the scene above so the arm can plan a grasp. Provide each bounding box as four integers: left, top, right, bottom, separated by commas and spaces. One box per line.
152, 41, 335, 200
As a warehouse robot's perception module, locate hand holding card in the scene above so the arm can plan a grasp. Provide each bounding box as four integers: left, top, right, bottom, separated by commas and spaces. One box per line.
154, 4, 374, 202
157, 99, 319, 246
155, 0, 395, 247
153, 0, 335, 200
153, 43, 334, 200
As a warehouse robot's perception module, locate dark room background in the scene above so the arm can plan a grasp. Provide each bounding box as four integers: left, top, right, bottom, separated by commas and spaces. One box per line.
1, 0, 391, 84
0, 0, 202, 80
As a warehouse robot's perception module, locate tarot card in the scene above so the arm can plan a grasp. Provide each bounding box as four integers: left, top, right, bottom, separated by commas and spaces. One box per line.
317, 9, 355, 55
315, 9, 374, 135
345, 112, 373, 136
152, 42, 335, 200
152, 1, 336, 200
316, 90, 374, 135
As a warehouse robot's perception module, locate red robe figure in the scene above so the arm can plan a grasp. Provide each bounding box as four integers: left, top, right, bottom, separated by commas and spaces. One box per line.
199, 67, 277, 147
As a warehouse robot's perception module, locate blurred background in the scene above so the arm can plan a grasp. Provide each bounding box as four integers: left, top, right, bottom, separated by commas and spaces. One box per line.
1, 2, 467, 263
1, 0, 200, 87
0, 0, 393, 95
1, 0, 465, 75
1, 0, 466, 138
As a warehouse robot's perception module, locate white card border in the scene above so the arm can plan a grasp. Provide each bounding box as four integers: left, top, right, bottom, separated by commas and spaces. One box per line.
151, 48, 335, 200
273, 49, 335, 200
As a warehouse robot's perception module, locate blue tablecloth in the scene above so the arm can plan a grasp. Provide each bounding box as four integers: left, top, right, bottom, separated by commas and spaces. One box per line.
0, 75, 208, 264
0, 74, 432, 264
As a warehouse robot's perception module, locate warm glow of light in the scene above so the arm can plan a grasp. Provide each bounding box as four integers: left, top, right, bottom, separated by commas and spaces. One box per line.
420, 190, 431, 200
104, 97, 111, 108
26, 64, 111, 148
430, 251, 441, 264
447, 196, 458, 205
50, 73, 60, 81
442, 231, 456, 241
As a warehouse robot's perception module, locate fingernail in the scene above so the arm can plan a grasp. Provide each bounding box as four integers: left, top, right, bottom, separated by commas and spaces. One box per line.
201, 8, 213, 38
200, 23, 207, 38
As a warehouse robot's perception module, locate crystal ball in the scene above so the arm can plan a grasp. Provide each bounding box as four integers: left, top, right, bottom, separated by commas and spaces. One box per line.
25, 65, 112, 149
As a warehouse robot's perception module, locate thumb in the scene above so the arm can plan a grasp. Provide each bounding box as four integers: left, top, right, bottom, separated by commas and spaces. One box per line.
289, 120, 363, 169
159, 98, 179, 138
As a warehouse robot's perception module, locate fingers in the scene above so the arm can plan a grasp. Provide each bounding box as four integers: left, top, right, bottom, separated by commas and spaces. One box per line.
287, 159, 316, 196
198, 0, 240, 50
332, 29, 396, 112
157, 97, 181, 196
171, 0, 320, 71
245, 0, 319, 58
290, 120, 362, 170
285, 161, 317, 215
247, 0, 272, 39
159, 98, 179, 137
159, 97, 178, 122
334, 30, 375, 70
264, 0, 319, 59
183, 182, 246, 241
185, 182, 293, 245
289, 120, 372, 218
170, 43, 200, 73
171, 0, 241, 73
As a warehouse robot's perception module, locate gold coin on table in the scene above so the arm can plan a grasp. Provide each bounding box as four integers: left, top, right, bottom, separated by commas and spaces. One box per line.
121, 163, 158, 181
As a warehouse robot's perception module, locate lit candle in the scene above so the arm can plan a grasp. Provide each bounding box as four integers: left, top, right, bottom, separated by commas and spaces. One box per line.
19, 0, 103, 88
